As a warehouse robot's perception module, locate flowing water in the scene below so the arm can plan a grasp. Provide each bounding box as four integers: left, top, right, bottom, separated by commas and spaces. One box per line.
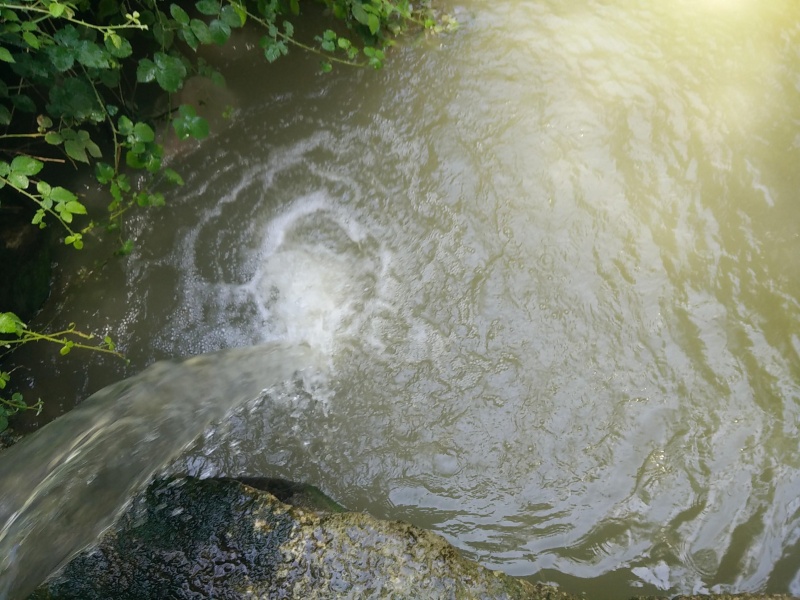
4, 0, 800, 597
0, 344, 323, 599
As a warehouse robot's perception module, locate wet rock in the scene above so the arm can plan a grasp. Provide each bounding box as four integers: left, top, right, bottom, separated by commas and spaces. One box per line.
28, 477, 800, 600
0, 427, 22, 450
31, 477, 557, 599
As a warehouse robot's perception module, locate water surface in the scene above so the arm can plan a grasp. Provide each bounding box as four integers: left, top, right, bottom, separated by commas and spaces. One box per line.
12, 0, 800, 596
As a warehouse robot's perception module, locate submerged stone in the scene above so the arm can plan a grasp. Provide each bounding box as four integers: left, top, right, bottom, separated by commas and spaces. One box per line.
30, 477, 559, 599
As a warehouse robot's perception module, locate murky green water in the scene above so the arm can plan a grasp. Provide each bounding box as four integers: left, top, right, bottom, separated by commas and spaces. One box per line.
11, 0, 800, 596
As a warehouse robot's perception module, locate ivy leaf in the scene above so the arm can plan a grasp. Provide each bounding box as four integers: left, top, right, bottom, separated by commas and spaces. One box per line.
232, 4, 247, 26
45, 131, 62, 145
367, 14, 380, 35
76, 40, 110, 69
172, 104, 209, 140
11, 156, 44, 176
37, 180, 52, 196
48, 46, 75, 71
117, 239, 134, 256
22, 31, 40, 49
65, 200, 87, 215
178, 26, 199, 51
153, 52, 186, 92
190, 19, 214, 45
95, 162, 114, 184
195, 0, 221, 15
170, 4, 190, 25
65, 140, 89, 162
0, 47, 15, 63
37, 115, 53, 129
163, 168, 184, 185
105, 33, 132, 58
8, 173, 29, 189
0, 105, 10, 126
118, 116, 133, 135
11, 94, 36, 113
352, 4, 370, 26
32, 209, 46, 226
53, 25, 80, 48
51, 186, 78, 203
0, 312, 25, 335
136, 58, 156, 83
64, 234, 83, 249
48, 78, 102, 122
209, 19, 231, 45
260, 37, 287, 63
153, 22, 175, 49
49, 2, 67, 18
220, 5, 244, 27
133, 122, 155, 143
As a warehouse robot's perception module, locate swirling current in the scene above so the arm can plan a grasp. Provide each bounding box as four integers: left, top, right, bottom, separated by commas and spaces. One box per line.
7, 1, 800, 597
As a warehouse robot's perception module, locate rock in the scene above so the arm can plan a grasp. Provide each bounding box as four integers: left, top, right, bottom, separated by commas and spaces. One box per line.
31, 477, 559, 599
28, 477, 800, 600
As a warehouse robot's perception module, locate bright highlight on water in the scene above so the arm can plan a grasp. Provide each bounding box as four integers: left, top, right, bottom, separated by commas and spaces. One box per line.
5, 0, 800, 598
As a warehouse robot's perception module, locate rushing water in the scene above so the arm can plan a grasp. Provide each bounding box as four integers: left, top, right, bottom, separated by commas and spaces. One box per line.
0, 344, 322, 599
5, 0, 800, 597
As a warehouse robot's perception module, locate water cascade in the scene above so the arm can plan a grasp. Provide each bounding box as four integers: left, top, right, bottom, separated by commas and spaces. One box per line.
0, 344, 321, 599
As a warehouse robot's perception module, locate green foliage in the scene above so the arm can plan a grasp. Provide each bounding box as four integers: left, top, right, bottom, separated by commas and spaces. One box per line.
0, 311, 125, 432
0, 0, 454, 430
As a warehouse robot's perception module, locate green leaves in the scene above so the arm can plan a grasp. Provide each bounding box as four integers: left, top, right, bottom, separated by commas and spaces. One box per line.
170, 5, 190, 25
351, 3, 381, 36
172, 104, 209, 141
260, 35, 288, 63
196, 0, 222, 15
137, 52, 187, 93
363, 46, 385, 69
0, 313, 26, 336
118, 116, 163, 173
48, 77, 104, 122
48, 2, 68, 18
61, 129, 102, 164
104, 33, 133, 58
0, 47, 14, 63
221, 5, 246, 27
0, 156, 44, 191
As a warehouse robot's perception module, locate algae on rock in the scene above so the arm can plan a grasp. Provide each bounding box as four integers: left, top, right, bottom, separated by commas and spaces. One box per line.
31, 477, 561, 599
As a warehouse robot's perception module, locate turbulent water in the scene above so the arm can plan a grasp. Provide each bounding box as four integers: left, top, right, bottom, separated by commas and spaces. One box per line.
0, 344, 321, 599
5, 0, 800, 597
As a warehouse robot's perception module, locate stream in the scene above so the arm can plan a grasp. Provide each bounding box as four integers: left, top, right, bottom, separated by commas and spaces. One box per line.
4, 0, 800, 597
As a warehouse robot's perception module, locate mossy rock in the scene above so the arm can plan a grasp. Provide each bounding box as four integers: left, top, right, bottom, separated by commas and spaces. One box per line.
30, 477, 799, 600
31, 477, 560, 599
